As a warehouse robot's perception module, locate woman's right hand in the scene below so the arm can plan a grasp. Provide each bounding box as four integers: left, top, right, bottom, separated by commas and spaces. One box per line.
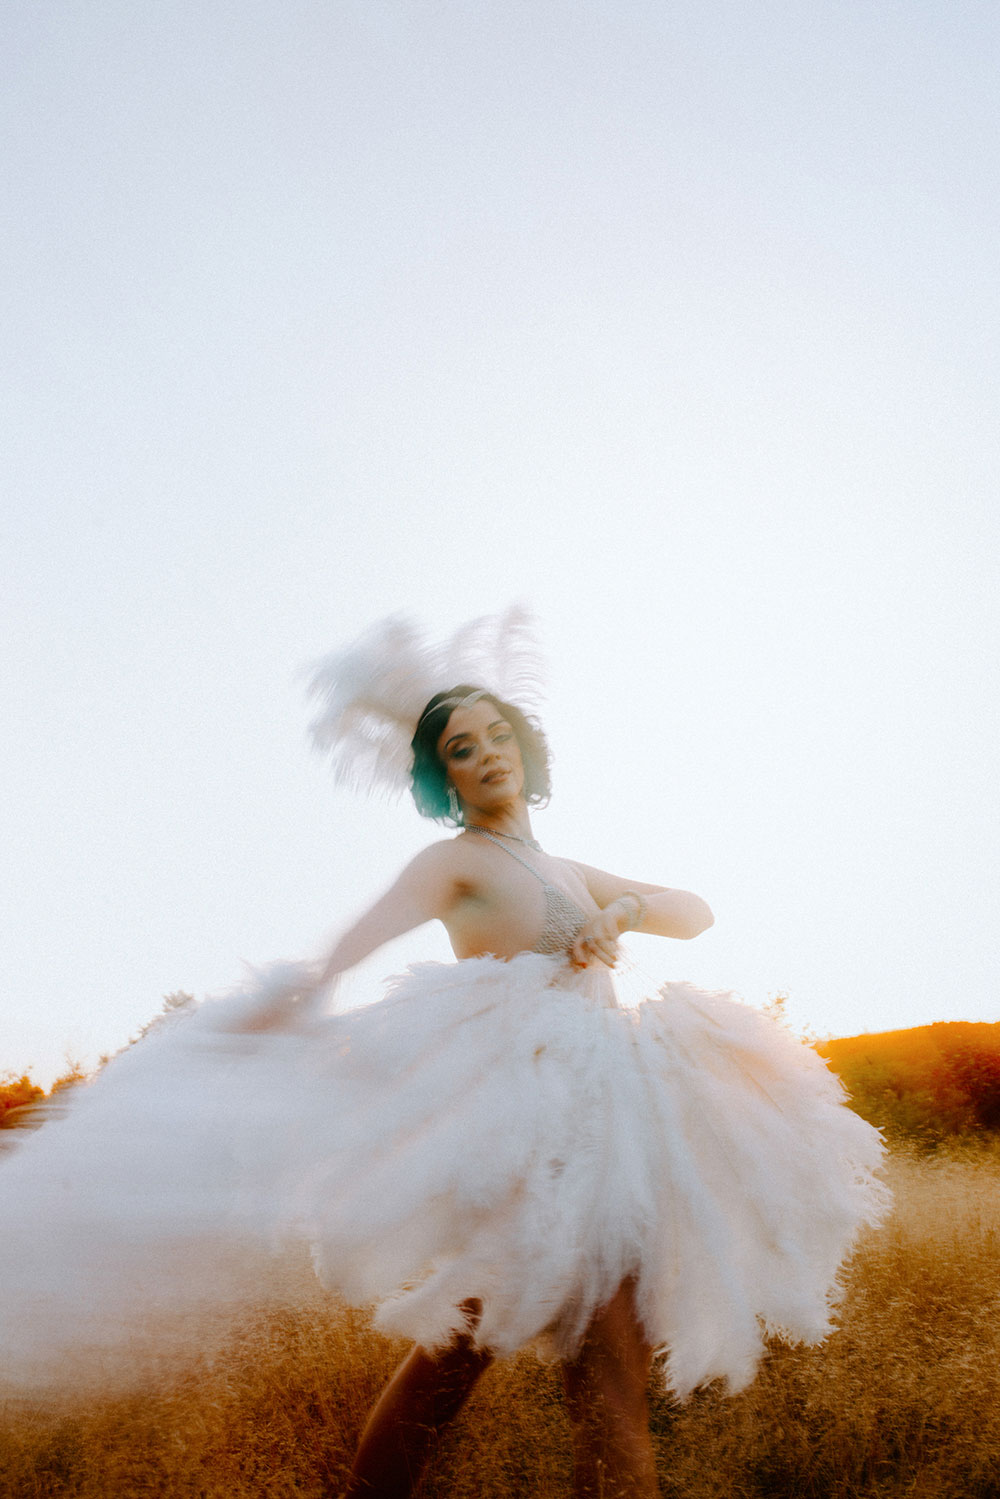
219, 961, 327, 1034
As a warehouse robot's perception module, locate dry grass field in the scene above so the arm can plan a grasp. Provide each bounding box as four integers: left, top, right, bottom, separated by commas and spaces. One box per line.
1, 1141, 998, 1499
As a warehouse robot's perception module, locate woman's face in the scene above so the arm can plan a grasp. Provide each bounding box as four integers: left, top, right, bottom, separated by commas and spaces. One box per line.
437, 697, 526, 813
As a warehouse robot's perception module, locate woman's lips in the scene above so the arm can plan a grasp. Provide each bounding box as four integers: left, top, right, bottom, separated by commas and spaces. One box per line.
481, 768, 509, 784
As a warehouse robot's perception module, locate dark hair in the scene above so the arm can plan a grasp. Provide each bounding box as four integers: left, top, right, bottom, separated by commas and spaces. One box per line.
409, 685, 552, 824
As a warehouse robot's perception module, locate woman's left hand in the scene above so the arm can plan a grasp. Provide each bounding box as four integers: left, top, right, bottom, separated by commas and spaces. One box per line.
569, 902, 630, 970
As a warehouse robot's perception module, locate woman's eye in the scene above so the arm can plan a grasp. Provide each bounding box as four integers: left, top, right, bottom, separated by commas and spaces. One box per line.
451, 746, 473, 760
493, 732, 512, 744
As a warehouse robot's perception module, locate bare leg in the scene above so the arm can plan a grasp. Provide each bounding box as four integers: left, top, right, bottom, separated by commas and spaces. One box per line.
343, 1308, 493, 1499
561, 1278, 660, 1499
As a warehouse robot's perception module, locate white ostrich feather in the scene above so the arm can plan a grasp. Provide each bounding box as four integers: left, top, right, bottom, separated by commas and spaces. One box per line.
307, 607, 544, 796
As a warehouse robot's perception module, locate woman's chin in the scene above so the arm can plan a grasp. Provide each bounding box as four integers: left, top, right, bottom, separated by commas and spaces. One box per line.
467, 786, 523, 816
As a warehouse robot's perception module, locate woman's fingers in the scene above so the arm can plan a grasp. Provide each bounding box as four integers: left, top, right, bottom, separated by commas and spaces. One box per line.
572, 931, 619, 968
570, 934, 589, 968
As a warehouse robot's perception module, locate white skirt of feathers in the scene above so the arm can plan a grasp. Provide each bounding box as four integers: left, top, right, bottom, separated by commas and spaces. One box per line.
0, 953, 888, 1398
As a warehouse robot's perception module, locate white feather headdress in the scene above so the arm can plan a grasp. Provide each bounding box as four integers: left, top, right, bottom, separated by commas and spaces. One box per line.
307, 607, 544, 796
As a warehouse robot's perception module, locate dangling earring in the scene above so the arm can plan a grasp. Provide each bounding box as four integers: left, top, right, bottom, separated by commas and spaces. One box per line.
447, 785, 461, 822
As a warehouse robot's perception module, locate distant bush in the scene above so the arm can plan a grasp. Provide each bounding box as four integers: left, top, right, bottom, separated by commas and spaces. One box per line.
0, 1073, 44, 1127
936, 1027, 1000, 1131
820, 1021, 1000, 1146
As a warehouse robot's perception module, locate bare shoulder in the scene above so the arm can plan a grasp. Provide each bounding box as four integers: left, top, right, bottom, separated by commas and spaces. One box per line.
372, 836, 473, 925
396, 834, 482, 890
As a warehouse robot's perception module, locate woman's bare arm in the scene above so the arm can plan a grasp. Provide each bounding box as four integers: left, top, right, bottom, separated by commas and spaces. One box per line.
562, 859, 713, 969
567, 860, 713, 939
316, 842, 462, 984
236, 844, 461, 1030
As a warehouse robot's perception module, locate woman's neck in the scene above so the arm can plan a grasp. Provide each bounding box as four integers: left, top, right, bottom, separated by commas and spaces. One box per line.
461, 801, 534, 843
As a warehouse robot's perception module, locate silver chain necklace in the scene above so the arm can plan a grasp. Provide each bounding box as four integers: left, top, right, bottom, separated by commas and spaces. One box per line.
465, 824, 543, 853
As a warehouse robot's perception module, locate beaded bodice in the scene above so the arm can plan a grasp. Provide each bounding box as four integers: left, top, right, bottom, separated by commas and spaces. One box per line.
466, 828, 588, 955
534, 883, 590, 955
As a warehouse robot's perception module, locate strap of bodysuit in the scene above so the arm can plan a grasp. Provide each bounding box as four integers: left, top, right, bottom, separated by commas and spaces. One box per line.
465, 827, 551, 887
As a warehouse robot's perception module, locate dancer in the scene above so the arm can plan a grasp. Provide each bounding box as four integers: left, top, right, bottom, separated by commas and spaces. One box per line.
0, 611, 887, 1499
257, 610, 886, 1498
297, 685, 710, 1498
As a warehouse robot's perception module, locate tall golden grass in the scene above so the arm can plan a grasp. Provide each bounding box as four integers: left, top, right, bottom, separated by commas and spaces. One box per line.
2, 1142, 999, 1498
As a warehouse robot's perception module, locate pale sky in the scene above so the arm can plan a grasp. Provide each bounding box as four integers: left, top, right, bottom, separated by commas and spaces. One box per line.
3, 1, 998, 1088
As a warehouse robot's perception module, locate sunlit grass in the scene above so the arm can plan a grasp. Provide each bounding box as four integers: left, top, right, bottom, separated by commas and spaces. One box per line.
2, 1142, 999, 1498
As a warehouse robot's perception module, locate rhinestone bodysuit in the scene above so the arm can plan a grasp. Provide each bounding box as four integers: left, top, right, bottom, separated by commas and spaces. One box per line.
466, 828, 588, 954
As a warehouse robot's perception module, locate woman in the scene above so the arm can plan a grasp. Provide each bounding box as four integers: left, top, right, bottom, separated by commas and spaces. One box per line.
298, 682, 714, 1497
260, 613, 884, 1497
0, 613, 886, 1499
